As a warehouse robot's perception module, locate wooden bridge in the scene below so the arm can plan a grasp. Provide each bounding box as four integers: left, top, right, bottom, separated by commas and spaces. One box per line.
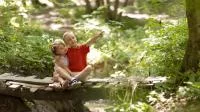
0, 73, 166, 112
0, 73, 166, 100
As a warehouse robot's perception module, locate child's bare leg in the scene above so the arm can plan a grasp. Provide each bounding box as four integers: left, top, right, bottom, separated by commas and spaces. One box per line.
53, 72, 59, 82
74, 65, 92, 81
53, 72, 71, 88
54, 66, 73, 80
53, 71, 63, 82
55, 66, 83, 87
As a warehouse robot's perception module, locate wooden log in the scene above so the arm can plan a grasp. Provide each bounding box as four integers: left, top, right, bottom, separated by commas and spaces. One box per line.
0, 94, 31, 112
6, 81, 47, 88
0, 80, 110, 101
30, 88, 38, 93
8, 84, 21, 89
0, 73, 167, 101
0, 73, 52, 85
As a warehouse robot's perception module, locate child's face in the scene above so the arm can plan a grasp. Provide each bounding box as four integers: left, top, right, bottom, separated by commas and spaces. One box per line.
63, 35, 77, 47
56, 44, 68, 55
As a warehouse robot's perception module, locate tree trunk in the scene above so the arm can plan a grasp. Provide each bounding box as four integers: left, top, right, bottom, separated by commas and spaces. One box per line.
181, 0, 200, 72
124, 0, 136, 6
113, 0, 120, 20
95, 0, 101, 8
101, 0, 105, 5
123, 0, 129, 7
84, 0, 93, 13
106, 0, 112, 20
129, 0, 135, 6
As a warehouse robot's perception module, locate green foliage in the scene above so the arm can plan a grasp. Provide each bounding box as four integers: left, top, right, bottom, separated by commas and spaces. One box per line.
58, 7, 85, 22
0, 21, 57, 76
181, 72, 200, 99
137, 0, 185, 17
134, 19, 188, 76
70, 18, 188, 78
106, 101, 153, 112
0, 1, 60, 76
107, 82, 153, 112
0, 1, 188, 78
73, 19, 145, 75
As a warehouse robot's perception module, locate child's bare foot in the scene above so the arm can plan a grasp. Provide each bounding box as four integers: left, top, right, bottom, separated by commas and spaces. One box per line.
49, 82, 61, 88
61, 80, 69, 88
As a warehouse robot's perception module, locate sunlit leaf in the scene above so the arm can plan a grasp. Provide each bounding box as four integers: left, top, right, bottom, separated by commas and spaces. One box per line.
10, 17, 20, 27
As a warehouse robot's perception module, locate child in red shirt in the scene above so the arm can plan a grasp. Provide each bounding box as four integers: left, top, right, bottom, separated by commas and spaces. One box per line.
54, 31, 103, 81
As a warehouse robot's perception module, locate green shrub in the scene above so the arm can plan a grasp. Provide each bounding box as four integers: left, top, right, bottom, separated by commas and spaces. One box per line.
0, 26, 57, 77
138, 19, 188, 76
106, 101, 153, 112
0, 1, 60, 76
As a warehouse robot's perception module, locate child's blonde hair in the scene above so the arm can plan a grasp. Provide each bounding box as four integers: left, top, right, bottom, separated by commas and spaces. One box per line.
51, 39, 65, 55
63, 31, 75, 40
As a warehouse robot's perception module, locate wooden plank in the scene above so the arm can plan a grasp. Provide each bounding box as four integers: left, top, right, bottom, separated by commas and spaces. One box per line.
0, 76, 168, 100
1, 73, 168, 90
0, 73, 14, 77
82, 82, 96, 87
0, 73, 53, 85
30, 88, 38, 93
67, 82, 82, 90
42, 77, 52, 81
6, 81, 47, 88
0, 81, 110, 101
145, 76, 167, 81
8, 84, 21, 89
86, 78, 110, 83
144, 76, 167, 84
44, 86, 54, 91
25, 75, 37, 79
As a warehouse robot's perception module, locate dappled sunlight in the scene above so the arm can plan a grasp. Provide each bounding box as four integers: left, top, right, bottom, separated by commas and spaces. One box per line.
71, 0, 86, 6
87, 47, 102, 65
123, 13, 150, 19
38, 0, 54, 7
123, 13, 178, 25
49, 11, 59, 16
50, 23, 63, 30
30, 9, 73, 31
19, 12, 28, 19
142, 36, 160, 46
0, 0, 5, 6
10, 17, 20, 27
75, 19, 111, 37
35, 14, 46, 19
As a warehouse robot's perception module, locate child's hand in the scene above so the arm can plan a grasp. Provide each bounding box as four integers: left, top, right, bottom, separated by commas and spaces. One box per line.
86, 31, 104, 46
95, 31, 104, 37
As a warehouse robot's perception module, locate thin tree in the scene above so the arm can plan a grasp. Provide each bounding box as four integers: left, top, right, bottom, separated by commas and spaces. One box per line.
84, 0, 92, 13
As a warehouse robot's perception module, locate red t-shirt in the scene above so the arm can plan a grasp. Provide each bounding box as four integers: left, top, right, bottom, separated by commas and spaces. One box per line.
66, 44, 89, 72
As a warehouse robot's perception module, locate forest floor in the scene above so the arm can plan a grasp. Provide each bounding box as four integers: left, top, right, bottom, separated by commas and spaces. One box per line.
30, 8, 73, 32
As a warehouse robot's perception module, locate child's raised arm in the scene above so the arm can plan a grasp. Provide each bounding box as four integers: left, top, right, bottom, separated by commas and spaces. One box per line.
85, 31, 104, 46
